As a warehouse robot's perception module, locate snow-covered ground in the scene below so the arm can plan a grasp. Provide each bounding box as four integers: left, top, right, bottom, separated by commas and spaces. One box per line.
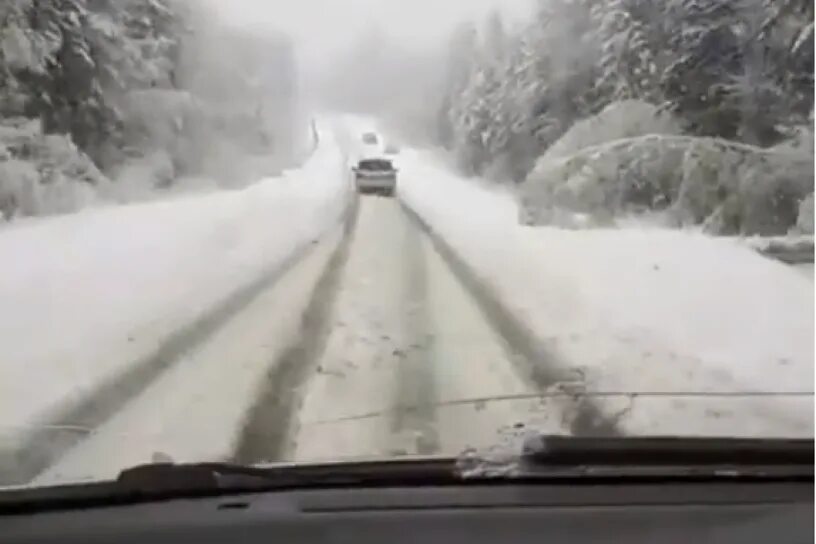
1, 116, 812, 489
34, 229, 344, 485
794, 263, 814, 280
739, 235, 814, 265
290, 197, 561, 464
34, 196, 570, 485
396, 147, 813, 438
0, 125, 349, 454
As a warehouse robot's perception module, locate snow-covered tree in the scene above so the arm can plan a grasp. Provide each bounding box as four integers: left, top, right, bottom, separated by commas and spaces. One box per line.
415, 0, 815, 235
452, 13, 514, 175
523, 0, 603, 148
761, 0, 813, 123
424, 0, 813, 232
438, 0, 606, 178
659, 0, 812, 144
0, 0, 301, 218
437, 22, 479, 150
0, 0, 184, 166
591, 0, 681, 104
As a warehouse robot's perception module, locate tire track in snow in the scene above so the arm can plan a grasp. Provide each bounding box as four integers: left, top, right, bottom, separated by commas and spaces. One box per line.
0, 199, 353, 486
398, 201, 620, 437
285, 196, 438, 462
389, 214, 439, 455
232, 197, 359, 465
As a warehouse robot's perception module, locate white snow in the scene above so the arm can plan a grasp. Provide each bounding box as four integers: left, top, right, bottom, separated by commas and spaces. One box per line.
2, 114, 812, 487
540, 100, 681, 163
521, 131, 813, 235
397, 148, 814, 437
33, 229, 343, 486
0, 125, 349, 447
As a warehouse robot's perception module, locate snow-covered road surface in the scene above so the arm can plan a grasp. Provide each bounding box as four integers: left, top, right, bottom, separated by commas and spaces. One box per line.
393, 144, 813, 441
2, 118, 812, 489
0, 126, 346, 462
31, 195, 571, 486
33, 229, 345, 485
793, 263, 814, 280
279, 197, 558, 464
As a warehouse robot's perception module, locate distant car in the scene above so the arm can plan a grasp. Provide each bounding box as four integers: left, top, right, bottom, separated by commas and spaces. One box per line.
384, 143, 400, 154
353, 158, 397, 197
361, 132, 379, 145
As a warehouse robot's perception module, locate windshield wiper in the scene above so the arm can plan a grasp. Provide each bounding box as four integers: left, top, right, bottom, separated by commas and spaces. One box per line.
1, 436, 811, 514
0, 458, 461, 514
516, 435, 814, 479
114, 436, 815, 494
116, 457, 460, 495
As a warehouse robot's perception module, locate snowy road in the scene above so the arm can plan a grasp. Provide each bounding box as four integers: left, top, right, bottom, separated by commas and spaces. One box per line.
793, 263, 814, 280
3, 119, 811, 489
29, 195, 580, 486
241, 195, 572, 465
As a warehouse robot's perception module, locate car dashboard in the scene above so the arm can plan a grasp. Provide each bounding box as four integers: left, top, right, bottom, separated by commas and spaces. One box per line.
2, 479, 811, 543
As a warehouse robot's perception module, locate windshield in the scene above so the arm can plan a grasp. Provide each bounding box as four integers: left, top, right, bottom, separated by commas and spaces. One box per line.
358, 159, 393, 171
0, 0, 812, 491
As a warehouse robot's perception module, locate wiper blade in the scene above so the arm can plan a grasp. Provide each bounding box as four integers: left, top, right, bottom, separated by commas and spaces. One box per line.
2, 437, 811, 514
519, 435, 813, 478
117, 462, 282, 494
0, 457, 462, 514
117, 457, 460, 495
522, 435, 813, 465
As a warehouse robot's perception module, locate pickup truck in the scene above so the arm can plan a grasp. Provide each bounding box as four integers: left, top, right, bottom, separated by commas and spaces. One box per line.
352, 158, 398, 197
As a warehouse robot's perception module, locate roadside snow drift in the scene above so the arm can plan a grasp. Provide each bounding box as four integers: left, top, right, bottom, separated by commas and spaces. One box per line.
398, 149, 813, 437
0, 129, 348, 446
520, 103, 813, 237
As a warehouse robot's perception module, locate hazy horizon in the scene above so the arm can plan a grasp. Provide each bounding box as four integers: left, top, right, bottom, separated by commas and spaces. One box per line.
203, 0, 534, 73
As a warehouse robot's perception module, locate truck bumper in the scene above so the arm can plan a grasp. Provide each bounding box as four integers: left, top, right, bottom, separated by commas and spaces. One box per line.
355, 175, 397, 196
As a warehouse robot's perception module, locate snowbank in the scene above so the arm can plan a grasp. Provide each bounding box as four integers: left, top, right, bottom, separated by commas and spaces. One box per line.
795, 194, 814, 234
740, 235, 814, 264
399, 149, 813, 437
0, 118, 106, 220
540, 100, 681, 162
0, 128, 349, 446
522, 126, 813, 237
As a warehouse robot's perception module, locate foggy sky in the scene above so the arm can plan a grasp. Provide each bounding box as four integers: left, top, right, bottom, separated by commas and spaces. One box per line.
204, 0, 534, 69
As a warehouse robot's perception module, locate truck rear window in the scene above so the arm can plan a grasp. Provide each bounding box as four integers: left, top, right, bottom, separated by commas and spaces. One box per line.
358, 159, 393, 171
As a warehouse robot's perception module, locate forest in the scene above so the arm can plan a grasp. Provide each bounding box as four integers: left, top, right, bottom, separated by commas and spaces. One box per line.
1, 0, 813, 236
0, 0, 299, 219
429, 0, 814, 235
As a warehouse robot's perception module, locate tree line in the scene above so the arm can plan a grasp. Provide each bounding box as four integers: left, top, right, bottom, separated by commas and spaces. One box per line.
0, 0, 298, 218
434, 0, 813, 183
